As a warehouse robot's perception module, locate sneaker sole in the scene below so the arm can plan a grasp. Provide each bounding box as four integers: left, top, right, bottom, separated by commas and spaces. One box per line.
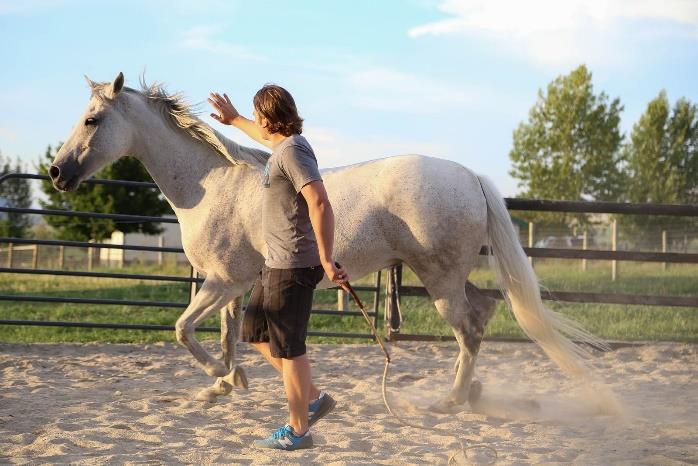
309, 395, 336, 427
253, 441, 314, 451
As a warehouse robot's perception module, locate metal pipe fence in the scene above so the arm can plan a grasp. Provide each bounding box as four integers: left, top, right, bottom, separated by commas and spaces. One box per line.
1, 172, 697, 342
0, 173, 381, 339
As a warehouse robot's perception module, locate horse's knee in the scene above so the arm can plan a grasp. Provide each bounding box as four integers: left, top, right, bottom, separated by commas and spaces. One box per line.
175, 319, 193, 346
458, 314, 486, 355
446, 314, 484, 356
461, 328, 483, 355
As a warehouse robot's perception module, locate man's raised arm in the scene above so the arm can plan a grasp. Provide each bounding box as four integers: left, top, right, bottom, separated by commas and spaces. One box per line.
208, 92, 273, 148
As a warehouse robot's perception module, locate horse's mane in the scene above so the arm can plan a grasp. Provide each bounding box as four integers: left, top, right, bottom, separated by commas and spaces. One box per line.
90, 77, 271, 169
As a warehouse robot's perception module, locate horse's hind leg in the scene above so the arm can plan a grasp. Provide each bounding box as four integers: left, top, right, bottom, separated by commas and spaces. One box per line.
194, 296, 249, 402
422, 276, 496, 414
460, 282, 496, 404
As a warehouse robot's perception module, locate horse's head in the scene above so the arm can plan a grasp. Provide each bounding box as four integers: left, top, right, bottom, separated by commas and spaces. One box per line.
49, 72, 136, 191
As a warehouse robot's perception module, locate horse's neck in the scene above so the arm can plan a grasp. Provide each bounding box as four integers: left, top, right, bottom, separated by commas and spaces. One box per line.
128, 111, 254, 221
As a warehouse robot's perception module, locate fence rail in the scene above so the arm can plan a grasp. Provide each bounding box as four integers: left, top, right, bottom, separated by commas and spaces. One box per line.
517, 247, 698, 263
0, 236, 185, 253
0, 319, 373, 339
505, 198, 698, 216
398, 285, 698, 308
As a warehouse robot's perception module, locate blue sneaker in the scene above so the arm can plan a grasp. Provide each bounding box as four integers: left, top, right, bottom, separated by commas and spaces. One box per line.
253, 424, 313, 450
308, 391, 336, 427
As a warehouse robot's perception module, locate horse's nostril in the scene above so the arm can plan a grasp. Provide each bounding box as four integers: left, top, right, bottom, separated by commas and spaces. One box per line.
49, 165, 60, 180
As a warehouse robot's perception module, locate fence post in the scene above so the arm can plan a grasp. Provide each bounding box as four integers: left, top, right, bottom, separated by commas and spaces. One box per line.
6, 242, 12, 268
32, 244, 39, 269
158, 235, 164, 267
384, 266, 403, 339
388, 264, 403, 338
383, 267, 391, 338
611, 219, 618, 281
105, 240, 111, 266
337, 289, 349, 311
87, 240, 94, 271
581, 229, 588, 271
528, 222, 535, 267
662, 230, 667, 272
58, 245, 65, 269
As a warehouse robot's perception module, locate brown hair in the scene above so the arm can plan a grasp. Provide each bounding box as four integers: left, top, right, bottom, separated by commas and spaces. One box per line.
253, 84, 303, 136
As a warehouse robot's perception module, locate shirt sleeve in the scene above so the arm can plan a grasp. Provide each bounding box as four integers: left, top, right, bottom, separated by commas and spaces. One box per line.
279, 144, 323, 194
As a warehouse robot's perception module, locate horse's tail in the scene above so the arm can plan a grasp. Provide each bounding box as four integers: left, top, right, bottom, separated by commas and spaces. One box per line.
476, 174, 610, 379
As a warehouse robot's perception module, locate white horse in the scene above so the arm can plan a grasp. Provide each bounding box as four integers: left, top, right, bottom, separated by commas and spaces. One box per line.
49, 72, 608, 411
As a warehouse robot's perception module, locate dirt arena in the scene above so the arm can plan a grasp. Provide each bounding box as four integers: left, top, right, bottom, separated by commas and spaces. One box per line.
1, 340, 696, 465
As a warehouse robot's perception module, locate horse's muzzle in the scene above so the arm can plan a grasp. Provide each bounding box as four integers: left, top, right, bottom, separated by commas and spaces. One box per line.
50, 157, 80, 191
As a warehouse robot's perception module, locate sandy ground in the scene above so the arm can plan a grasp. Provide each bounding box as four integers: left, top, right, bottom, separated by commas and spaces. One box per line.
0, 340, 697, 465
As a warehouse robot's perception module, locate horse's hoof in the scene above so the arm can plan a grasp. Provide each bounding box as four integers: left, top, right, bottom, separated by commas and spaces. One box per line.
429, 398, 467, 415
203, 361, 229, 378
229, 366, 248, 390
194, 375, 235, 402
194, 387, 218, 403
468, 380, 483, 405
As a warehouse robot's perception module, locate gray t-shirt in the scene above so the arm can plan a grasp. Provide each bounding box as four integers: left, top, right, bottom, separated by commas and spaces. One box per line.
261, 134, 323, 268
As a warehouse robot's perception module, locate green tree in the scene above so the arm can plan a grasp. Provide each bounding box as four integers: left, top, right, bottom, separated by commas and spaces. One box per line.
619, 91, 698, 249
0, 152, 33, 237
36, 144, 174, 241
509, 65, 624, 227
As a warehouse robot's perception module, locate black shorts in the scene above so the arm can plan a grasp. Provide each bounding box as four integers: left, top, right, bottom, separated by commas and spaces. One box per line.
241, 264, 325, 359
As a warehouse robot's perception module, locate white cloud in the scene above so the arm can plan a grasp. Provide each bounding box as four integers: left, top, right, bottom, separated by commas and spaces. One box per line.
346, 67, 480, 113
179, 25, 267, 62
304, 126, 449, 169
408, 0, 698, 67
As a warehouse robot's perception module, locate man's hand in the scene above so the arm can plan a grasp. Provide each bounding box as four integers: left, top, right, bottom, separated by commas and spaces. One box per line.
208, 92, 239, 125
323, 260, 349, 285
207, 92, 272, 148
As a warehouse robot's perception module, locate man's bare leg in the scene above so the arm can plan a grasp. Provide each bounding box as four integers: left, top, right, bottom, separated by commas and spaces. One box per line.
282, 353, 312, 435
250, 342, 321, 400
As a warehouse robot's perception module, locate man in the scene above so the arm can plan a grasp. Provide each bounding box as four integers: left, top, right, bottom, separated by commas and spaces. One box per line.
208, 84, 349, 450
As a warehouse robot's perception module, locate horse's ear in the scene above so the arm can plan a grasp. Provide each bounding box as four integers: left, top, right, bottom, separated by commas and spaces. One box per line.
106, 72, 124, 98
84, 75, 97, 90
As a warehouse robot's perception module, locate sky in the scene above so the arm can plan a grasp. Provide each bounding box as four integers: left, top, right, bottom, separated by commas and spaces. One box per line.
1, 0, 697, 197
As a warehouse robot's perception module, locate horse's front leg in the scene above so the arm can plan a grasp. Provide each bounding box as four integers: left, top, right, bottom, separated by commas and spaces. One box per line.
175, 278, 235, 378
195, 296, 249, 402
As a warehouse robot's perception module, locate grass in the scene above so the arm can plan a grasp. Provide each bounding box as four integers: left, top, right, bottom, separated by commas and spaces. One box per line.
0, 259, 696, 344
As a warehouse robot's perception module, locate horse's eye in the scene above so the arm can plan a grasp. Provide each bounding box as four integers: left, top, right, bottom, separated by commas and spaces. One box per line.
85, 117, 98, 126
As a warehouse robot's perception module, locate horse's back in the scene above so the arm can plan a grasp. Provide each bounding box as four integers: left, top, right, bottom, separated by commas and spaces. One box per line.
318, 154, 488, 277
322, 154, 485, 219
